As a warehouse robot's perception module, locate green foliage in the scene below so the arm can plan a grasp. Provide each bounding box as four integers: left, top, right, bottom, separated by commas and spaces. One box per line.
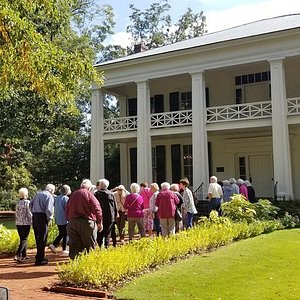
58, 219, 282, 289
0, 222, 58, 254
126, 0, 207, 51
280, 212, 299, 228
221, 195, 280, 223
274, 200, 300, 218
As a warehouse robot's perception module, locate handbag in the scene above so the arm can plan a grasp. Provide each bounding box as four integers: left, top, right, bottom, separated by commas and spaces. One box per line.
175, 208, 182, 221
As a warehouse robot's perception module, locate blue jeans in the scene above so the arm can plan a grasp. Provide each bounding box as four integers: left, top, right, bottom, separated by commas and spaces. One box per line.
185, 212, 194, 229
208, 198, 222, 216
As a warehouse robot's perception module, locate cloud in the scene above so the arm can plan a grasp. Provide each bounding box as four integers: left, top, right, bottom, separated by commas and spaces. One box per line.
205, 0, 300, 32
105, 31, 133, 48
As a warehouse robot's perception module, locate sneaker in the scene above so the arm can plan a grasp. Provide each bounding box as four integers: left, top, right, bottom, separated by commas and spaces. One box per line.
14, 255, 20, 261
48, 244, 57, 254
60, 250, 69, 257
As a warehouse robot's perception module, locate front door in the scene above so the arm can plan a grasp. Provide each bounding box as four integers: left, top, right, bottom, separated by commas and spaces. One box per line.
248, 154, 273, 198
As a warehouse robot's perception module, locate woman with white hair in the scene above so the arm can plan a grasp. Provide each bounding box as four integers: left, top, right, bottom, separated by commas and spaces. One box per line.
237, 179, 248, 200
244, 180, 256, 203
124, 183, 145, 241
155, 182, 179, 237
14, 187, 32, 262
48, 184, 71, 256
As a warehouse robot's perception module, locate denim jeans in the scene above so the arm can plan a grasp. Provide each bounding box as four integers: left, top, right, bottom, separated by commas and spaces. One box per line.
208, 198, 222, 215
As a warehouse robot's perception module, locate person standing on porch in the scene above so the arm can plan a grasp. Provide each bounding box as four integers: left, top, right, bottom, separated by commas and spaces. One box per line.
179, 178, 197, 228
207, 176, 223, 216
30, 184, 55, 265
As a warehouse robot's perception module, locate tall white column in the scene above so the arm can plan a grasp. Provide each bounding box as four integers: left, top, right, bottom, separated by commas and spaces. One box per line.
136, 80, 152, 184
118, 95, 129, 187
191, 72, 209, 192
269, 58, 294, 199
90, 87, 105, 183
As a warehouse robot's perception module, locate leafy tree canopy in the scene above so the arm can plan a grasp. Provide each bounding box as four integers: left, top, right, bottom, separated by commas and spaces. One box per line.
126, 0, 207, 51
0, 0, 104, 106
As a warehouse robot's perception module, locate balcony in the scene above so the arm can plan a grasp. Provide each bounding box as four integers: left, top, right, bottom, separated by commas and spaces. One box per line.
103, 97, 300, 133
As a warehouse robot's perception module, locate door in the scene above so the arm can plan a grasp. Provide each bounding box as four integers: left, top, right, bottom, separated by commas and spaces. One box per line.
248, 155, 273, 198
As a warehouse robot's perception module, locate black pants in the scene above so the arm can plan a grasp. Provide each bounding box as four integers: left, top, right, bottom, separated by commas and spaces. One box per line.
16, 225, 31, 257
97, 222, 114, 248
52, 224, 68, 250
32, 213, 49, 262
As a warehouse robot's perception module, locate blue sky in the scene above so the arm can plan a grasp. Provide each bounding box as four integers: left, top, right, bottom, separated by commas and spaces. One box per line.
102, 0, 299, 46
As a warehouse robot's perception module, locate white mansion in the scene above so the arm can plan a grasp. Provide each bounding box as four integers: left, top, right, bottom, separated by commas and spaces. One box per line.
91, 14, 300, 200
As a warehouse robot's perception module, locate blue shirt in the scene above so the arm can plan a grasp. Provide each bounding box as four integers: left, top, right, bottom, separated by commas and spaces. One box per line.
54, 194, 68, 225
30, 190, 54, 221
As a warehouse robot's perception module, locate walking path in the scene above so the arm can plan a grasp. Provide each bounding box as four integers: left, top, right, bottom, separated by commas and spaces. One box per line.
0, 248, 104, 300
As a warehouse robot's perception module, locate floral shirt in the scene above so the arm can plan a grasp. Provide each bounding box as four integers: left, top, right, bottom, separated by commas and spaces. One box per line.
15, 199, 32, 225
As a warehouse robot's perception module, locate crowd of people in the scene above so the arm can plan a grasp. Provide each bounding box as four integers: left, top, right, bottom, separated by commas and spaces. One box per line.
13, 175, 255, 265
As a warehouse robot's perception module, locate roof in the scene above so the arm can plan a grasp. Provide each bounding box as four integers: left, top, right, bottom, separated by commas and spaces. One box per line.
95, 14, 300, 67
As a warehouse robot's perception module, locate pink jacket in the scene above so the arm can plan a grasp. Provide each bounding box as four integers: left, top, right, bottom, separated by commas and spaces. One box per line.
155, 190, 179, 219
124, 193, 144, 218
140, 187, 153, 209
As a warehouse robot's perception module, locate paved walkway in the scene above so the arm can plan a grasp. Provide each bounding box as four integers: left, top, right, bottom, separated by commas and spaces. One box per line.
0, 248, 104, 300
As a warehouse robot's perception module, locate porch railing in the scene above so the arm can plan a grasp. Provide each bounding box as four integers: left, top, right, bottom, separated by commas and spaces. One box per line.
150, 110, 192, 128
206, 101, 272, 123
287, 97, 300, 115
103, 116, 137, 133
103, 98, 300, 133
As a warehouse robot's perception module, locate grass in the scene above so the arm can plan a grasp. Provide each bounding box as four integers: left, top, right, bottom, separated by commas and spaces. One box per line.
114, 229, 300, 300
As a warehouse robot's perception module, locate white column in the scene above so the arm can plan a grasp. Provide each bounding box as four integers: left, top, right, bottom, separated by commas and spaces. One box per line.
90, 87, 105, 183
136, 80, 152, 184
191, 72, 209, 192
269, 58, 294, 199
118, 95, 129, 186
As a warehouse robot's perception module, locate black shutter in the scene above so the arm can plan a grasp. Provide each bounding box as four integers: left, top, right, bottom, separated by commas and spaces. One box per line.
171, 144, 181, 183
128, 98, 137, 116
130, 147, 137, 183
169, 92, 179, 111
154, 94, 164, 113
156, 145, 166, 185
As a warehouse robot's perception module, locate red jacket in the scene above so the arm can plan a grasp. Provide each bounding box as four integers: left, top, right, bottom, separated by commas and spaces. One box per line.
155, 190, 179, 219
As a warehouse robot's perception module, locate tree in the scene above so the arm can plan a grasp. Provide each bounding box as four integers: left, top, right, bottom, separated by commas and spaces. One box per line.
126, 0, 207, 51
0, 0, 103, 105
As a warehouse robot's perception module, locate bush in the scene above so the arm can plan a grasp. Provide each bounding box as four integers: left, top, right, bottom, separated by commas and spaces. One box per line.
57, 217, 282, 290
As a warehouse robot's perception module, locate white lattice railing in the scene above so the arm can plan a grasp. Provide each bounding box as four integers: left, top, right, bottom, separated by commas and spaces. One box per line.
103, 116, 137, 132
151, 110, 192, 128
287, 97, 300, 115
206, 101, 272, 123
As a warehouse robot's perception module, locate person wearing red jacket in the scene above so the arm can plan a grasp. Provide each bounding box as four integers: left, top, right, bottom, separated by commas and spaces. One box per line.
155, 182, 179, 237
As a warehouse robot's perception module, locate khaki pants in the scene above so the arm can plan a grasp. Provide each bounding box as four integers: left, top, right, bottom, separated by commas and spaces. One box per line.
127, 217, 145, 241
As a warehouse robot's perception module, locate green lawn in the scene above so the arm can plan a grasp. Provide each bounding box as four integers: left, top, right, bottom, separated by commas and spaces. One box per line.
115, 229, 300, 300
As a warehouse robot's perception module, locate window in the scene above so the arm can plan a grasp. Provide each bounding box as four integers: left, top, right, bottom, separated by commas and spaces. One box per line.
151, 94, 164, 113
181, 92, 192, 110
239, 157, 246, 180
183, 144, 193, 186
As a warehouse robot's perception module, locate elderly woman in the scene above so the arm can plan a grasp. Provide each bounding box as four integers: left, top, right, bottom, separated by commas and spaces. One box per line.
170, 183, 183, 233
149, 183, 160, 236
124, 183, 145, 241
113, 185, 130, 243
222, 180, 234, 202
15, 188, 32, 262
244, 180, 256, 203
238, 179, 248, 200
49, 184, 71, 256
155, 182, 179, 237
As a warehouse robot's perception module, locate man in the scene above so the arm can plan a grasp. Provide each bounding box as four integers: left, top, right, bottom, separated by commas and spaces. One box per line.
94, 179, 117, 248
30, 184, 55, 265
207, 176, 223, 216
65, 179, 103, 259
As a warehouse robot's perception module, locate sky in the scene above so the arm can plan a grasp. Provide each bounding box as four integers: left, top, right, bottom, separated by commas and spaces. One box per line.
102, 0, 299, 47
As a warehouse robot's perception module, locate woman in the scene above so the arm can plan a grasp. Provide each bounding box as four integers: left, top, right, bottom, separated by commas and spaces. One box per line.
149, 183, 160, 236
15, 187, 32, 262
179, 178, 197, 229
140, 182, 154, 236
113, 185, 130, 244
124, 183, 145, 241
170, 183, 183, 233
48, 184, 71, 256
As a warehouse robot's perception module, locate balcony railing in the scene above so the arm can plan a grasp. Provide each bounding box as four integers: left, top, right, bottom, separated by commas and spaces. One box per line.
150, 110, 192, 128
287, 97, 300, 115
206, 101, 272, 123
103, 98, 300, 133
103, 116, 137, 132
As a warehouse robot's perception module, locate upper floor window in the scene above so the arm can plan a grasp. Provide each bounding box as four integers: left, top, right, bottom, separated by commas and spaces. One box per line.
181, 92, 192, 110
